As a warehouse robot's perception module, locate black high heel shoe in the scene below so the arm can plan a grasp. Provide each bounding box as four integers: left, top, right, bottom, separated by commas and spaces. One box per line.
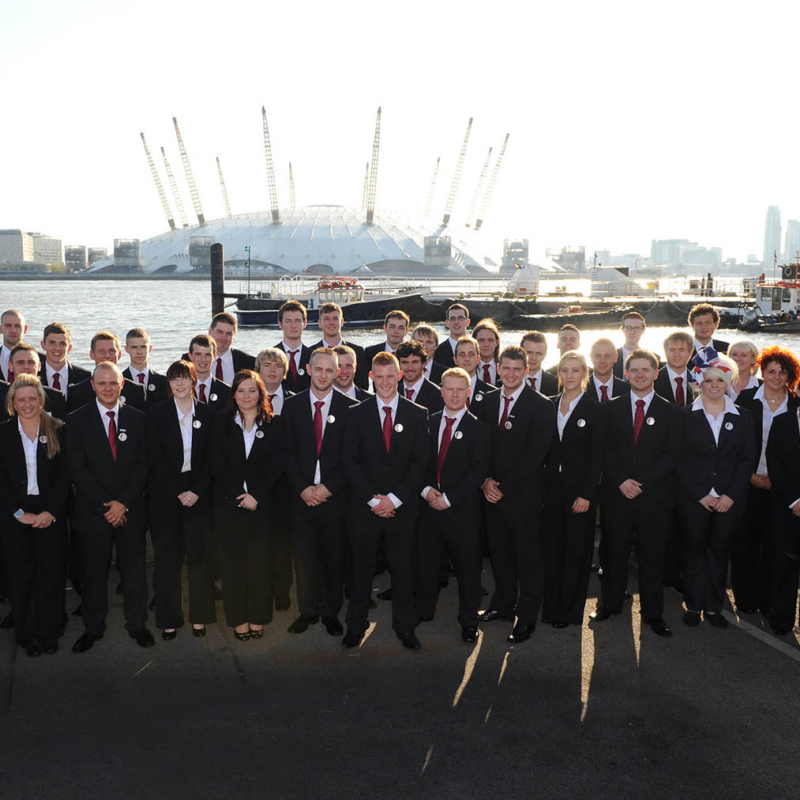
249, 627, 264, 639
192, 626, 207, 638
234, 629, 250, 641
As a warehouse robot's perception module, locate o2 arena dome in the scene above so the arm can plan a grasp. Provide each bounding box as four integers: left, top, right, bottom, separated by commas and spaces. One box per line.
88, 110, 508, 277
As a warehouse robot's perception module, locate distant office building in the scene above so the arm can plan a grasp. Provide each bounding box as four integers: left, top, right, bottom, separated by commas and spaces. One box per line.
65, 245, 87, 272
650, 239, 692, 267
763, 206, 781, 270
784, 219, 800, 263
113, 239, 141, 270
499, 239, 529, 275
87, 247, 108, 266
0, 230, 34, 263
681, 245, 722, 269
29, 233, 63, 265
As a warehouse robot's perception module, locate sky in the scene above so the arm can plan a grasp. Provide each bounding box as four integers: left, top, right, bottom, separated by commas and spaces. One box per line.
1, 0, 799, 265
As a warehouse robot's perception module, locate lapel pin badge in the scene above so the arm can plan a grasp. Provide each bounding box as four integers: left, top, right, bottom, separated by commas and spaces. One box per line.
210, 393, 218, 402
193, 420, 202, 429
256, 430, 265, 439
394, 423, 403, 433
454, 430, 463, 439
504, 421, 513, 430
327, 415, 335, 424
118, 431, 128, 442
646, 417, 655, 425
39, 435, 48, 444
725, 421, 733, 430
577, 419, 586, 427
148, 384, 155, 392
298, 368, 305, 376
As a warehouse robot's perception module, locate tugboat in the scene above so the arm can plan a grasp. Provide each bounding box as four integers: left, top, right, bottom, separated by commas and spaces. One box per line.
738, 263, 800, 332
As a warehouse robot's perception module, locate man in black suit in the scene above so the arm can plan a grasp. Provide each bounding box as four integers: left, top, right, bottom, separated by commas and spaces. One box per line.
208, 311, 256, 383
546, 325, 581, 376
477, 346, 555, 643
66, 362, 154, 652
283, 347, 358, 636
521, 331, 558, 395
256, 347, 291, 414
39, 322, 91, 401
0, 309, 27, 382
589, 338, 629, 402
66, 331, 146, 413
655, 331, 693, 407
122, 327, 168, 407
363, 310, 410, 368
332, 345, 372, 402
613, 311, 649, 380
342, 351, 429, 650
454, 335, 498, 410
416, 367, 489, 642
473, 318, 501, 386
396, 340, 444, 414
309, 302, 367, 389
590, 350, 683, 637
412, 325, 446, 385
274, 300, 312, 393
0, 345, 67, 421
433, 303, 470, 367
187, 334, 230, 410
689, 302, 730, 357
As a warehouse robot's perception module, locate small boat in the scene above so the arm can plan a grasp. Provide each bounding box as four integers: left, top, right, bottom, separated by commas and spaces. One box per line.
511, 303, 635, 332
737, 269, 800, 332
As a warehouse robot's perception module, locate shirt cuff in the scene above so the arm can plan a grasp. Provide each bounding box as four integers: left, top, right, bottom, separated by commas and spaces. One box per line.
790, 498, 800, 509
387, 493, 402, 509
367, 497, 380, 508
441, 493, 451, 508
421, 486, 433, 500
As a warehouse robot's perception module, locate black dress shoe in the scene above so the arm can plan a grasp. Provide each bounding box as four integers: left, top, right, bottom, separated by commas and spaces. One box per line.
41, 640, 59, 655
234, 629, 251, 641
191, 626, 207, 638
0, 611, 14, 629
736, 606, 759, 615
342, 629, 364, 649
162, 629, 177, 641
541, 617, 554, 625
398, 631, 422, 650
551, 621, 569, 629
507, 623, 534, 643
646, 618, 672, 637
25, 641, 42, 657
589, 606, 617, 622
274, 595, 291, 612
72, 632, 103, 653
478, 608, 514, 623
322, 616, 344, 636
705, 613, 728, 629
249, 627, 264, 639
683, 610, 701, 627
461, 625, 479, 643
288, 615, 319, 634
148, 596, 157, 611
377, 587, 392, 601
129, 627, 155, 647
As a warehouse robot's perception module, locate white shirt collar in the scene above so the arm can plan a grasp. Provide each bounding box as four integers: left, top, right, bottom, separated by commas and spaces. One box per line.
666, 365, 688, 382
174, 397, 195, 422
593, 373, 613, 389
403, 375, 425, 396
309, 389, 333, 412
691, 394, 740, 416
281, 341, 303, 355
377, 392, 399, 415
501, 383, 525, 404
442, 406, 467, 426
630, 389, 655, 414
334, 383, 356, 399
559, 391, 584, 416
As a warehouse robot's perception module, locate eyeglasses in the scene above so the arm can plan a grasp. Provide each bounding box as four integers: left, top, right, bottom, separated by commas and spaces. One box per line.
448, 315, 468, 322
623, 325, 644, 332
170, 376, 191, 383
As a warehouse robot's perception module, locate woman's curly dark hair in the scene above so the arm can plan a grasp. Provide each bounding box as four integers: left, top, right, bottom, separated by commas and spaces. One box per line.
757, 345, 800, 393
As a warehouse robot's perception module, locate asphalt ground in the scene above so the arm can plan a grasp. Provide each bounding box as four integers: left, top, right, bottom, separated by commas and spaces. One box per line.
1, 563, 799, 800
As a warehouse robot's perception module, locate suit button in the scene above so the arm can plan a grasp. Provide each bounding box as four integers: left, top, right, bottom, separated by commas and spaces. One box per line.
711, 472, 716, 477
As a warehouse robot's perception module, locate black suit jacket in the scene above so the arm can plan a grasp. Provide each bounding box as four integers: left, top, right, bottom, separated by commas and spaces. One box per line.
67, 376, 146, 414
38, 361, 91, 390
123, 367, 169, 407
677, 404, 754, 506
468, 377, 498, 412
426, 361, 446, 386
587, 375, 629, 403
344, 395, 429, 510
653, 369, 692, 407
613, 348, 663, 380
310, 339, 368, 389
422, 410, 489, 517
145, 399, 214, 499
767, 411, 800, 508
601, 393, 683, 507
544, 392, 606, 503
283, 390, 358, 514
66, 402, 148, 530
692, 338, 730, 359
0, 381, 67, 422
476, 385, 554, 500
433, 339, 457, 368
210, 413, 285, 507
402, 377, 444, 415
0, 419, 71, 520
197, 377, 230, 411
530, 370, 558, 396
735, 387, 800, 473
363, 341, 396, 368
274, 342, 312, 393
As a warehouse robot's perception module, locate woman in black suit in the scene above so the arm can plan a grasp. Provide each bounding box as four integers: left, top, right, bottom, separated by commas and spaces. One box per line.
676, 357, 754, 628
146, 360, 216, 640
0, 375, 70, 656
731, 346, 800, 616
542, 352, 606, 628
212, 370, 285, 641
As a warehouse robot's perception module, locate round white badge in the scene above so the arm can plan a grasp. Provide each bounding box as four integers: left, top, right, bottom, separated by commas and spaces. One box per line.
298, 368, 305, 376
394, 423, 403, 433
327, 414, 335, 424
725, 421, 733, 430
193, 419, 202, 429
504, 421, 513, 430
577, 419, 586, 428
475, 394, 484, 402
454, 430, 463, 439
148, 384, 155, 392
256, 430, 265, 439
210, 393, 218, 402
119, 395, 126, 405
118, 432, 128, 442
646, 417, 655, 426
39, 435, 48, 444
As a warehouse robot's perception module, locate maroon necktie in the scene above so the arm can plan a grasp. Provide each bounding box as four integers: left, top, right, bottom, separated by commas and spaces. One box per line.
675, 376, 685, 406
6, 366, 13, 383
313, 400, 324, 458
52, 372, 61, 391
267, 394, 277, 413
437, 416, 456, 484
198, 383, 207, 403
107, 410, 117, 460
633, 399, 645, 444
499, 395, 512, 429
382, 406, 393, 453
406, 387, 414, 401
215, 358, 223, 381
288, 350, 298, 382
600, 385, 609, 402
136, 373, 144, 384
529, 376, 537, 391
483, 364, 492, 384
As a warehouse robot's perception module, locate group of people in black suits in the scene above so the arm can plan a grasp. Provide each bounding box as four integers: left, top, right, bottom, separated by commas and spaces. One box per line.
1, 299, 799, 659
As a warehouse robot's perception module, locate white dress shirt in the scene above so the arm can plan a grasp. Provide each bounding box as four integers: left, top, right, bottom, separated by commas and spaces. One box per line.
46, 362, 69, 398
421, 406, 468, 507
280, 341, 304, 376
234, 412, 258, 492
592, 374, 614, 399
754, 384, 788, 476
213, 349, 236, 384
630, 389, 655, 418
19, 419, 39, 495
309, 389, 333, 484
334, 383, 358, 400
480, 360, 498, 385
0, 344, 11, 379
692, 395, 740, 496
666, 366, 689, 403
557, 392, 583, 440
497, 384, 525, 425
266, 385, 285, 415
175, 399, 194, 473
402, 376, 425, 402
96, 399, 121, 436
368, 394, 402, 509
527, 368, 545, 392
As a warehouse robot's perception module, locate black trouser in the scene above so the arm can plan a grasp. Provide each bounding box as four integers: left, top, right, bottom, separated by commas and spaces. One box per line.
81, 519, 148, 636
730, 485, 772, 611
601, 499, 670, 620
416, 507, 482, 627
542, 497, 596, 625
148, 494, 215, 629
291, 504, 347, 619
769, 503, 800, 631
663, 508, 684, 587
1, 496, 66, 646
215, 502, 272, 627
268, 481, 294, 599
677, 497, 743, 614
345, 506, 417, 635
484, 494, 544, 625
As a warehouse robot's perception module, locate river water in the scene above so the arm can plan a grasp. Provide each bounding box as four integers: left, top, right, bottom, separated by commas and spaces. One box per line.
1, 279, 793, 372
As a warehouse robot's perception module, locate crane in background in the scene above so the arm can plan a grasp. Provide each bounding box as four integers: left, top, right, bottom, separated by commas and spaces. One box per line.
140, 132, 175, 230
172, 116, 205, 225
442, 118, 472, 226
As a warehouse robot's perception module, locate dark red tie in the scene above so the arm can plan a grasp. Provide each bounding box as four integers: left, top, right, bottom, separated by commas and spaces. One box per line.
288, 350, 298, 382
483, 364, 491, 384
107, 410, 117, 460
52, 372, 61, 391
529, 376, 537, 391
499, 395, 512, 429
198, 383, 207, 403
267, 394, 277, 413
675, 377, 685, 406
6, 366, 13, 383
406, 387, 414, 401
313, 400, 324, 458
382, 405, 393, 453
137, 373, 144, 384
633, 399, 645, 444
600, 385, 609, 402
437, 416, 456, 484
215, 358, 224, 380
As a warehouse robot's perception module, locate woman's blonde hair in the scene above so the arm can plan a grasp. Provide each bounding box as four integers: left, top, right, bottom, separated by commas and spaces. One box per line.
557, 350, 589, 392
6, 374, 63, 458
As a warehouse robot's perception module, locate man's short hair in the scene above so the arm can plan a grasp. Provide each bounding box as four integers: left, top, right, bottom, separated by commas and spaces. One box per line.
210, 311, 238, 332
455, 335, 479, 356
126, 327, 151, 344
499, 345, 527, 366
412, 325, 439, 346
446, 303, 470, 320
278, 300, 308, 322
9, 343, 38, 362
559, 323, 580, 336
319, 302, 343, 317
625, 349, 659, 370
663, 331, 694, 351
621, 311, 646, 327
384, 310, 410, 327
333, 344, 356, 362
688, 303, 720, 325
1, 309, 25, 325
92, 362, 123, 381
255, 347, 289, 376
189, 334, 217, 355
395, 340, 428, 364
590, 337, 616, 354
309, 346, 338, 366
371, 351, 399, 370
520, 330, 546, 346
90, 331, 120, 352
441, 367, 471, 387
43, 322, 71, 343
